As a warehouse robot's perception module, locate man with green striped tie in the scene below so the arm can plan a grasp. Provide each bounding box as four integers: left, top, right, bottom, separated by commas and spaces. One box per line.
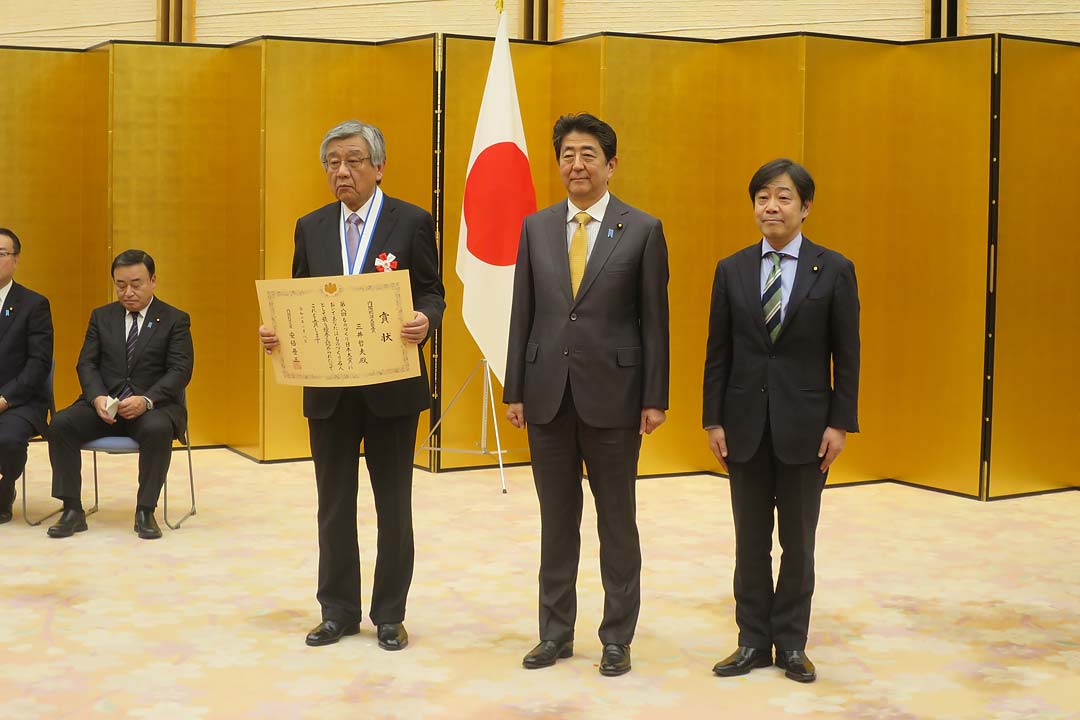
702, 159, 860, 684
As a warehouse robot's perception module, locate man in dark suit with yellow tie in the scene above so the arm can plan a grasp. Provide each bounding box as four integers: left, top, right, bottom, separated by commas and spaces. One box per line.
260, 120, 445, 651
46, 249, 193, 540
504, 113, 670, 676
703, 159, 860, 683
0, 228, 54, 524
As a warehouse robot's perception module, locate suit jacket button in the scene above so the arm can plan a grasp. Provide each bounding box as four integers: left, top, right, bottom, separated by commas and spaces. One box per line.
562, 348, 569, 356
760, 386, 767, 393
569, 312, 577, 321
769, 354, 776, 359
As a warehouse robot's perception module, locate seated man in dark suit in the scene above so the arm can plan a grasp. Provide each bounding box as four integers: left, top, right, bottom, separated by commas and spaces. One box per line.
0, 228, 54, 524
46, 249, 193, 539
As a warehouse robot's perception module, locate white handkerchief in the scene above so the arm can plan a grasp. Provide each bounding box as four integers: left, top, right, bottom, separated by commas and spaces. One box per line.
105, 396, 120, 419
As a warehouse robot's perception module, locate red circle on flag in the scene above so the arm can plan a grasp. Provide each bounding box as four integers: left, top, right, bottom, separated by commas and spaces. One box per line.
463, 142, 537, 267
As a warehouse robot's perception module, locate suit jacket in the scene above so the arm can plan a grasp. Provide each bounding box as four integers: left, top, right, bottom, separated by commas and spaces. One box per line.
76, 297, 194, 441
504, 194, 670, 428
0, 282, 54, 434
702, 237, 860, 465
293, 195, 445, 420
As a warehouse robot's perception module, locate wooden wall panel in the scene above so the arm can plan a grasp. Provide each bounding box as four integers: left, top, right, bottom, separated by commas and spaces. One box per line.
556, 1, 926, 41
967, 1, 1080, 42
194, 0, 526, 43
0, 1, 155, 48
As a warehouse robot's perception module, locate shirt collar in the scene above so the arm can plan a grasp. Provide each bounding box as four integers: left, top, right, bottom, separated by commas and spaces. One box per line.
341, 191, 376, 222
761, 233, 803, 259
567, 191, 611, 224
0, 279, 12, 307
130, 297, 154, 319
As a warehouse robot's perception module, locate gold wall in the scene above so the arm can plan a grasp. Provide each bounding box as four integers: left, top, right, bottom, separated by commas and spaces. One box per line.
990, 37, 1080, 497
3, 30, 1077, 498
802, 36, 992, 494
260, 37, 436, 461
109, 42, 239, 447
0, 47, 107, 409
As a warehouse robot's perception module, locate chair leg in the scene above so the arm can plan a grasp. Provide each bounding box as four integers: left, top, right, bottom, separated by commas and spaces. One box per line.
163, 443, 196, 530
86, 451, 100, 517
21, 467, 63, 527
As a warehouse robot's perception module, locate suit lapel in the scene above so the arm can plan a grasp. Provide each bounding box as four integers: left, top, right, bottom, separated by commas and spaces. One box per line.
778, 237, 824, 337
736, 245, 772, 346
0, 282, 21, 345
574, 196, 629, 304
545, 201, 575, 303
360, 196, 399, 274
128, 301, 166, 370
318, 204, 345, 275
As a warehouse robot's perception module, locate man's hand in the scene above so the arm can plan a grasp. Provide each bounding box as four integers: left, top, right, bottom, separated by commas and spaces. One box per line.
117, 396, 148, 421
401, 311, 429, 344
640, 408, 666, 435
708, 426, 729, 472
0, 396, 8, 414
93, 395, 117, 425
506, 402, 526, 429
259, 325, 279, 355
818, 426, 847, 472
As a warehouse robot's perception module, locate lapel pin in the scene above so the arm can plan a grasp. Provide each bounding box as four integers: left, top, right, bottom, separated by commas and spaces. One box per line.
607, 228, 614, 238
617, 223, 624, 230
812, 266, 820, 273
3, 307, 12, 316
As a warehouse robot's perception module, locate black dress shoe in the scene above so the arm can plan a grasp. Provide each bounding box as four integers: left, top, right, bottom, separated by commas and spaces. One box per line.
377, 623, 409, 651
134, 509, 162, 539
0, 487, 15, 524
775, 650, 816, 683
47, 509, 88, 538
522, 639, 573, 669
713, 646, 773, 676
599, 643, 631, 676
305, 620, 360, 647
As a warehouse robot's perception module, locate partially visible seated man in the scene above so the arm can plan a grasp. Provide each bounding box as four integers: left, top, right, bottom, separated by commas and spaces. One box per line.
0, 227, 53, 524
46, 249, 193, 539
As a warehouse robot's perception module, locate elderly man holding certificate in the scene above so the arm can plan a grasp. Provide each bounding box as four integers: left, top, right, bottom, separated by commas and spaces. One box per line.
259, 119, 445, 651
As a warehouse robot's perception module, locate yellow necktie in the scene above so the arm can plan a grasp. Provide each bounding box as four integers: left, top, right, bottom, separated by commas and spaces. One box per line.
569, 211, 590, 296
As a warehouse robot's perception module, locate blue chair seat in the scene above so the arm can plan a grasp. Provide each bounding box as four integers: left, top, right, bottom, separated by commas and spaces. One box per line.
83, 436, 141, 453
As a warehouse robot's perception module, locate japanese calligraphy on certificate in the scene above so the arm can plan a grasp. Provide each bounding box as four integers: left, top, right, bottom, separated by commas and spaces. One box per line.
256, 271, 419, 387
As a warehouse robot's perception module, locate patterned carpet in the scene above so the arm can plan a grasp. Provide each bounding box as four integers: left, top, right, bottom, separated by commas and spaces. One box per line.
1, 446, 1077, 719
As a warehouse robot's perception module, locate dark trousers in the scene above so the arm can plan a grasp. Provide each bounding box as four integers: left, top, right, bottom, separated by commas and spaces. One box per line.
0, 413, 36, 502
48, 401, 174, 509
727, 421, 827, 651
526, 382, 643, 646
309, 387, 418, 626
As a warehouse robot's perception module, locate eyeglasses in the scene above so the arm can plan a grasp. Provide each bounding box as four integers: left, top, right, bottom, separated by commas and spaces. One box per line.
324, 157, 371, 172
0, 251, 17, 258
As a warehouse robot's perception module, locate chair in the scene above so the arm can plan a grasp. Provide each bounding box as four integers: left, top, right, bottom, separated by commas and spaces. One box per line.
82, 389, 196, 530
21, 359, 63, 526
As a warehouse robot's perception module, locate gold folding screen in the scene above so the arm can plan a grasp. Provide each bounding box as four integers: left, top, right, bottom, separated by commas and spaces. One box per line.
254, 37, 436, 461
3, 31, 1076, 498
439, 33, 995, 492
802, 36, 992, 494
0, 47, 106, 408
990, 36, 1080, 497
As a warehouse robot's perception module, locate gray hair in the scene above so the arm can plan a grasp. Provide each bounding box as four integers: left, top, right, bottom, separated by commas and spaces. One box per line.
319, 119, 387, 166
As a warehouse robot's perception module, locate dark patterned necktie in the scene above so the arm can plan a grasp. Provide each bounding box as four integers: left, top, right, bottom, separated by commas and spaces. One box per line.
762, 252, 783, 342
118, 311, 139, 399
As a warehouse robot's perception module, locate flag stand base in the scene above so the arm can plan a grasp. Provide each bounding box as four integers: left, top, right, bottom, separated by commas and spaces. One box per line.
417, 358, 514, 493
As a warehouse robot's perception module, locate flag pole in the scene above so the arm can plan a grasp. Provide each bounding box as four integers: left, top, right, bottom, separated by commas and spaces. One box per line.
416, 358, 512, 492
